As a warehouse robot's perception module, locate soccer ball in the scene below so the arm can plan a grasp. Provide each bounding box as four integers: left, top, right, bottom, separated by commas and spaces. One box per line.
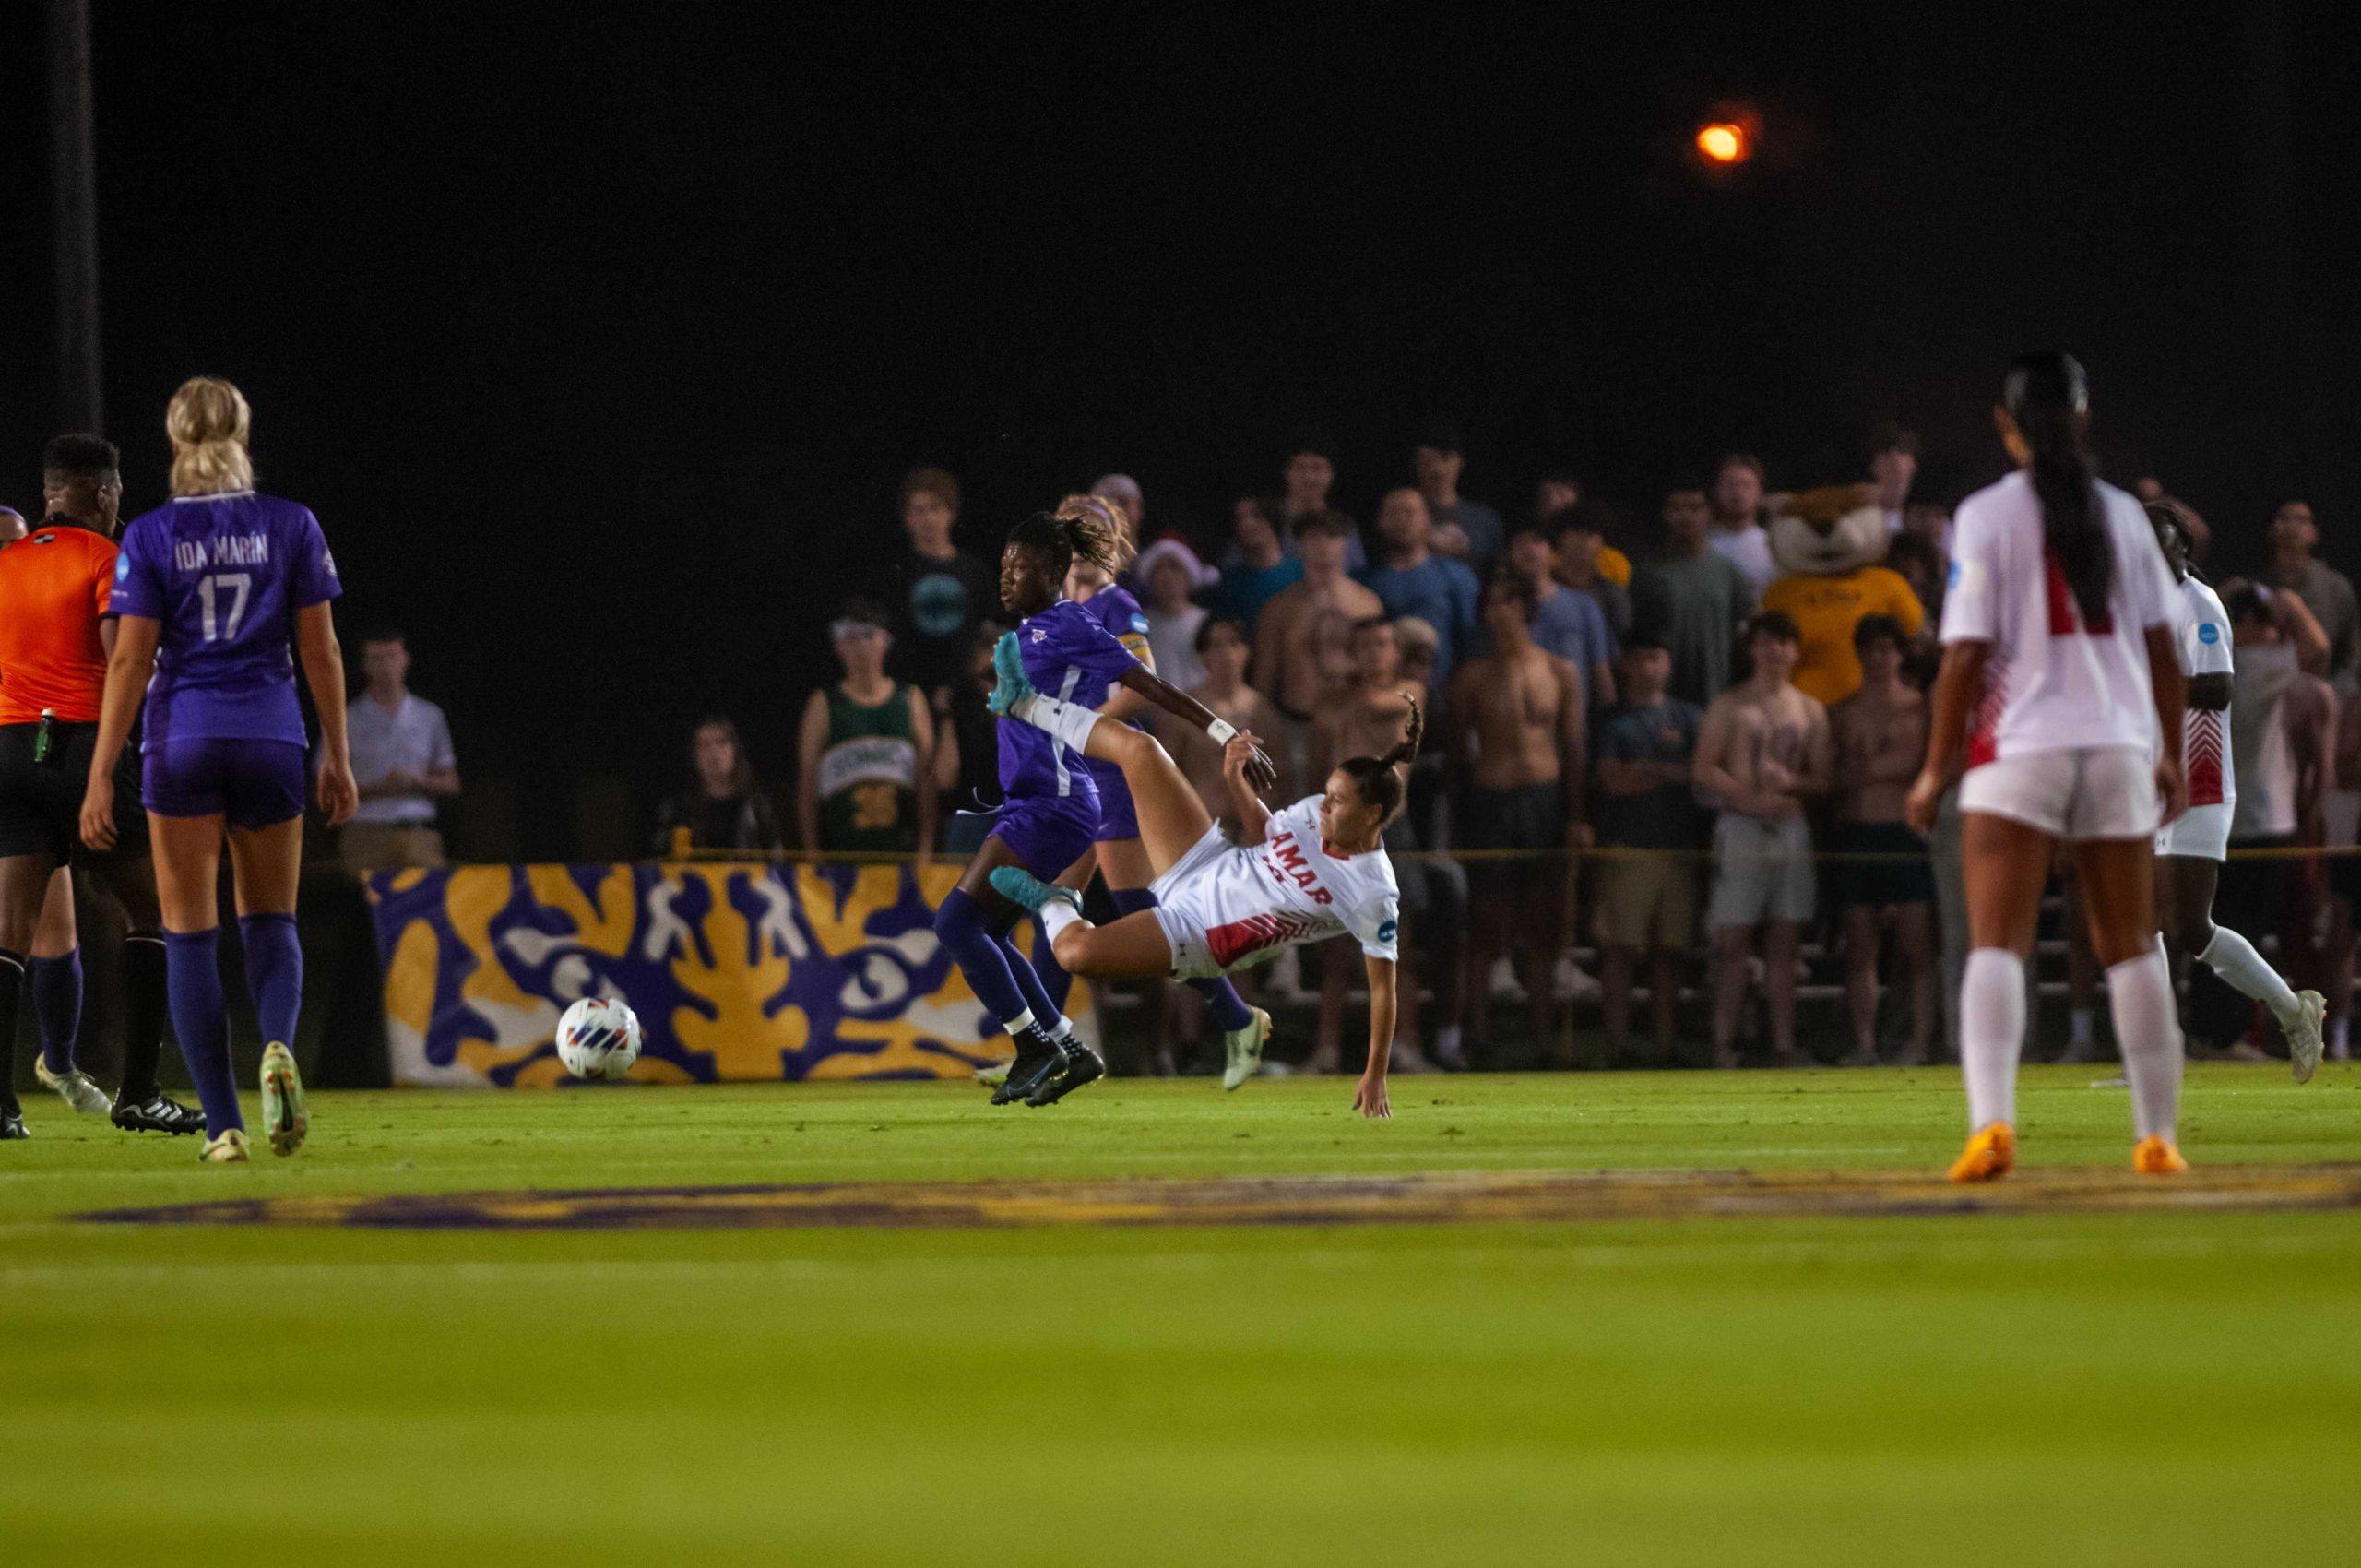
555, 996, 643, 1081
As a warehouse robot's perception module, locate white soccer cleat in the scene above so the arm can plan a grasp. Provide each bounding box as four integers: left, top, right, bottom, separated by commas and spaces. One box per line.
35, 1061, 113, 1115
200, 1128, 249, 1163
973, 1060, 1011, 1088
1222, 1008, 1271, 1091
2284, 991, 2327, 1085
259, 1042, 306, 1157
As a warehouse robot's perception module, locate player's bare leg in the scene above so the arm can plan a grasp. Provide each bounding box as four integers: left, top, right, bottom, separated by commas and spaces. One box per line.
1068, 720, 1216, 881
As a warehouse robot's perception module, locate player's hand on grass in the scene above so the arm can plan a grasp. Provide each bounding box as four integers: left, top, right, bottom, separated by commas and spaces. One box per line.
1903, 769, 1942, 836
78, 774, 116, 852
1353, 1073, 1391, 1120
318, 756, 361, 828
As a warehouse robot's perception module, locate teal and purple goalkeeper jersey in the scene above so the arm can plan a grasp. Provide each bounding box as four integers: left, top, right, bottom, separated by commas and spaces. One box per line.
112, 492, 342, 750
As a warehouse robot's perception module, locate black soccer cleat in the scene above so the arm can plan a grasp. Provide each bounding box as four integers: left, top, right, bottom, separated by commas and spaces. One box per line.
1, 1111, 27, 1141
1026, 1039, 1106, 1107
991, 1033, 1066, 1106
111, 1093, 208, 1135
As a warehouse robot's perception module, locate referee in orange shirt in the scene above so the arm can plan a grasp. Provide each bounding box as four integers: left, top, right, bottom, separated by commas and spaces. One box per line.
0, 435, 201, 1139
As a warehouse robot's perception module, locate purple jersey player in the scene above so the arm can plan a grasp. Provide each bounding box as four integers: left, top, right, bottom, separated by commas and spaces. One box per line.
1071, 574, 1151, 847
79, 377, 358, 1164
934, 500, 1272, 1110
1021, 552, 1266, 1078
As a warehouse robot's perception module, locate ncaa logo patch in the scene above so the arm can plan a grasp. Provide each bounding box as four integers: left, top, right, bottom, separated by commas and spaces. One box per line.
2198, 622, 2220, 645
1376, 919, 1398, 944
115, 553, 129, 582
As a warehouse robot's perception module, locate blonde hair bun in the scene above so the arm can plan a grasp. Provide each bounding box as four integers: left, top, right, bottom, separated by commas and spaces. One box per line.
166, 375, 255, 496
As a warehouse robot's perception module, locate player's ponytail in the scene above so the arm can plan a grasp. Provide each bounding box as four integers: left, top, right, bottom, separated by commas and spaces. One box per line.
166, 375, 255, 496
1338, 692, 1423, 824
1053, 493, 1129, 576
2004, 350, 2108, 627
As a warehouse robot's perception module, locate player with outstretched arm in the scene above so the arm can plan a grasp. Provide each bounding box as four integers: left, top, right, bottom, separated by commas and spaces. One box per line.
933, 506, 1275, 1110
987, 663, 1412, 1121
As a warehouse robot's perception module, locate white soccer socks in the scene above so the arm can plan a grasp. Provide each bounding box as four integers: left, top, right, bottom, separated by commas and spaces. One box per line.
1040, 901, 1084, 944
1960, 947, 2026, 1130
2197, 924, 2302, 1018
2106, 946, 2184, 1141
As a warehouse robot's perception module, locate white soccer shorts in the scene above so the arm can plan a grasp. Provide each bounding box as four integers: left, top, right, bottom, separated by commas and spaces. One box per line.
1959, 744, 2159, 842
2156, 801, 2232, 861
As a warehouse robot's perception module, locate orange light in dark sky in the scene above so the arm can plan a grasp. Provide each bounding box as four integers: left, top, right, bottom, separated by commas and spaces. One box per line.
1696, 121, 1750, 164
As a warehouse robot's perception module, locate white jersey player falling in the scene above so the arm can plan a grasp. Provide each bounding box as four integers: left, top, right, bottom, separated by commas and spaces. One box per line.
1153, 795, 1400, 980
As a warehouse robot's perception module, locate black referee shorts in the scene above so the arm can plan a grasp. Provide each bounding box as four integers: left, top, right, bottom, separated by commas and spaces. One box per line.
0, 720, 148, 864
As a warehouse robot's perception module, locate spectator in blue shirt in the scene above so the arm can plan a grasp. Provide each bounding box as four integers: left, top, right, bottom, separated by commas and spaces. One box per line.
1412, 418, 1506, 579
1206, 496, 1303, 634
1358, 488, 1478, 687
1504, 523, 1617, 707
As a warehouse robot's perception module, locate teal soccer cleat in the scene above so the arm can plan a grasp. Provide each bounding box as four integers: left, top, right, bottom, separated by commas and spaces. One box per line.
989, 865, 1083, 916
987, 632, 1035, 717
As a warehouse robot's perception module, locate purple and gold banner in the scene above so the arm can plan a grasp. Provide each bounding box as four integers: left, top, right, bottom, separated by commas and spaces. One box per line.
366, 863, 1090, 1087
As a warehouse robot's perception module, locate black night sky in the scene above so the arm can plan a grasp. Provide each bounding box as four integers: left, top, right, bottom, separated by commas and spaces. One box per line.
2, 4, 2354, 857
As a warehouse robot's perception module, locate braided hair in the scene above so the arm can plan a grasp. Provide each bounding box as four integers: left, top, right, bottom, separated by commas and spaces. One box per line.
1335, 693, 1424, 824
1008, 501, 1123, 581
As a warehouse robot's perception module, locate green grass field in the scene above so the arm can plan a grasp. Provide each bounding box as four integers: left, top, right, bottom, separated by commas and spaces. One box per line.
6, 1063, 2359, 1566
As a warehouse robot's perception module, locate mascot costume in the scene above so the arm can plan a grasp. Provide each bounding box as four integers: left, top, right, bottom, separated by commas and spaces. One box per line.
1758, 485, 1926, 707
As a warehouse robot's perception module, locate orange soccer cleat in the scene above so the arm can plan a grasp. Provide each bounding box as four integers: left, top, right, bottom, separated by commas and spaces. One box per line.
2132, 1135, 2189, 1175
1947, 1122, 2017, 1183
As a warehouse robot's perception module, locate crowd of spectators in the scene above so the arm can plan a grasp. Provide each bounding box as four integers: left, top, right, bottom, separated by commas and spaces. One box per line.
658, 428, 2361, 1075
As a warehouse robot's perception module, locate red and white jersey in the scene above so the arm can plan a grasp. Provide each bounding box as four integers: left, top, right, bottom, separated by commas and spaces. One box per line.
2173, 575, 2236, 811
1181, 796, 1401, 972
1940, 470, 2177, 766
